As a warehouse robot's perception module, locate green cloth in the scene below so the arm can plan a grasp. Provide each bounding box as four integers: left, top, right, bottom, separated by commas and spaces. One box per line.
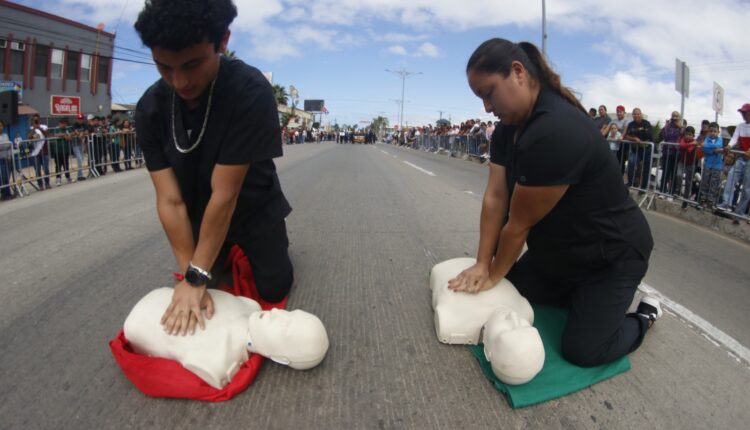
469, 305, 631, 408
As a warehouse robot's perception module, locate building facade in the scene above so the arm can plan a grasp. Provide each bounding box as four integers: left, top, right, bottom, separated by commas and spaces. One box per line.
0, 0, 114, 128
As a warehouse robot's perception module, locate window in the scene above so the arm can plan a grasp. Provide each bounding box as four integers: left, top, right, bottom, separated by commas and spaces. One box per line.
0, 48, 5, 74
98, 56, 108, 84
34, 45, 49, 77
9, 40, 25, 75
80, 53, 91, 82
66, 50, 78, 80
50, 48, 64, 79
0, 39, 6, 49
10, 50, 24, 75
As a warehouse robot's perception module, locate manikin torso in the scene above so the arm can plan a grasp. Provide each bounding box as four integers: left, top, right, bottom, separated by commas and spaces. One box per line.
124, 288, 261, 389
430, 258, 545, 384
430, 258, 534, 344
124, 288, 330, 389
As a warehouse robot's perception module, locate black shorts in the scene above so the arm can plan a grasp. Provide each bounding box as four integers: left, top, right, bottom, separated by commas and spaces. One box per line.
210, 220, 293, 303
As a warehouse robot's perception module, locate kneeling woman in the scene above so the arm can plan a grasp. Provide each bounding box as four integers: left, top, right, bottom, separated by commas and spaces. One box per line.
448, 38, 660, 367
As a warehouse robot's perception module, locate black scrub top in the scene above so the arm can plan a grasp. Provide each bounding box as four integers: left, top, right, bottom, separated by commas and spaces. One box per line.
490, 86, 653, 280
135, 56, 291, 239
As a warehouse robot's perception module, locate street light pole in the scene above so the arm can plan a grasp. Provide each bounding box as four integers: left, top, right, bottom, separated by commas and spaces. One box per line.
386, 69, 422, 129
541, 0, 548, 57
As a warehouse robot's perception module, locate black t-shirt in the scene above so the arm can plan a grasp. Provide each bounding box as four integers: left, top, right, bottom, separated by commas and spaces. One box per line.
135, 56, 291, 239
490, 87, 653, 279
625, 120, 653, 150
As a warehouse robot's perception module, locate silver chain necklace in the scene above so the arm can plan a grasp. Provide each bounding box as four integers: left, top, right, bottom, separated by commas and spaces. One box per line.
171, 78, 217, 154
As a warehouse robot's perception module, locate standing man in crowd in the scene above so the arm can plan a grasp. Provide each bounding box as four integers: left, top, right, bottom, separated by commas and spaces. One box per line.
49, 118, 72, 186
624, 108, 653, 190
134, 0, 293, 336
719, 103, 750, 216
71, 113, 87, 181
0, 120, 13, 200
611, 105, 629, 173
594, 105, 611, 135
658, 111, 685, 195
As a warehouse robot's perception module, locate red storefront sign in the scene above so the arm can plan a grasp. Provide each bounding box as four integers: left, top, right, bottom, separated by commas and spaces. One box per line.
50, 95, 81, 116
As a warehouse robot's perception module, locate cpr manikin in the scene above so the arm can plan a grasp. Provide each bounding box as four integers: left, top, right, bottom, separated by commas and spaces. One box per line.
482, 307, 545, 385
123, 288, 329, 389
430, 258, 534, 344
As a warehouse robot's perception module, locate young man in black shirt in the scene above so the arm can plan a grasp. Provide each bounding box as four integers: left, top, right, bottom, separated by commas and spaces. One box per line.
134, 0, 293, 336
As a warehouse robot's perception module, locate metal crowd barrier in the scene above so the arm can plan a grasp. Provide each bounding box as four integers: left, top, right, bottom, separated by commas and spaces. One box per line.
0, 130, 143, 200
639, 141, 748, 221
411, 134, 488, 159
394, 134, 750, 220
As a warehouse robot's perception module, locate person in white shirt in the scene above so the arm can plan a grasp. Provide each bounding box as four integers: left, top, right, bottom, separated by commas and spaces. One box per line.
719, 103, 750, 215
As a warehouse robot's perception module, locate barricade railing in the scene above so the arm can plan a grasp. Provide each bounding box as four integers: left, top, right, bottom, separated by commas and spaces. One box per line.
411, 134, 488, 158
0, 130, 143, 200
389, 134, 749, 222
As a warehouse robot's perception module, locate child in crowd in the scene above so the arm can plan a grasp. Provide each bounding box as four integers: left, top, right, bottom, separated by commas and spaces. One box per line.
698, 123, 724, 208
677, 126, 700, 207
605, 123, 622, 159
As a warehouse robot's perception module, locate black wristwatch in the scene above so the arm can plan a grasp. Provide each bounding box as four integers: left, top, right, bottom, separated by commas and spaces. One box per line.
184, 262, 212, 287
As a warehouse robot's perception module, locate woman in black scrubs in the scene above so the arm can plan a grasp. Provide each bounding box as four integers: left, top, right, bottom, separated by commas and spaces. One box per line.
448, 38, 661, 367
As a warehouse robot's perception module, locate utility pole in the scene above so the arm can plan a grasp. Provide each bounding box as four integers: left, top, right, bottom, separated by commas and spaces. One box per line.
541, 0, 548, 57
438, 110, 444, 120
386, 69, 422, 130
390, 98, 403, 129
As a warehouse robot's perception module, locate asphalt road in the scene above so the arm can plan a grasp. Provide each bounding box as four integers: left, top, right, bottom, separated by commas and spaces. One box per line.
0, 142, 748, 429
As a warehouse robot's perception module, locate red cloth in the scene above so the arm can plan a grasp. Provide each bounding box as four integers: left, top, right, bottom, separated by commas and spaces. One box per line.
109, 245, 288, 401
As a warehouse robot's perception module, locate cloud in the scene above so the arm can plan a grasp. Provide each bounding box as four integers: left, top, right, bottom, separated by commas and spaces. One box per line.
24, 0, 750, 121
388, 45, 408, 56
416, 42, 439, 58
371, 32, 431, 43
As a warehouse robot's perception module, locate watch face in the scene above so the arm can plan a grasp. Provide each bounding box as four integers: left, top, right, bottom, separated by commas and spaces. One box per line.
185, 268, 204, 286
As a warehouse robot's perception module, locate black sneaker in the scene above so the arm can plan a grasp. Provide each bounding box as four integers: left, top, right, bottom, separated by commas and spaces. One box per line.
637, 297, 662, 325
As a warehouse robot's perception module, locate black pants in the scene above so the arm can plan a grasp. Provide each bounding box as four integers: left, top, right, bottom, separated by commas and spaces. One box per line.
507, 251, 650, 367
52, 152, 70, 180
209, 220, 293, 303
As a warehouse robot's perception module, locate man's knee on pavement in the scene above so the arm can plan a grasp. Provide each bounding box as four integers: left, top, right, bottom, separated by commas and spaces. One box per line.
255, 270, 294, 303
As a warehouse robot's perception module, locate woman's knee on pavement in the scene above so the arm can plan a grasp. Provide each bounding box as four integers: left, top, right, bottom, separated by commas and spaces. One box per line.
560, 333, 610, 368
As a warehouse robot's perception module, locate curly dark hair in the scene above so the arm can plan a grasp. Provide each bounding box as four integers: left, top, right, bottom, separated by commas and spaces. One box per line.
134, 0, 238, 51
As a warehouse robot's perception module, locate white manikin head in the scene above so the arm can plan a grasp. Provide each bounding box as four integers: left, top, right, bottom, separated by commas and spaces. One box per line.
246, 308, 329, 370
482, 307, 545, 385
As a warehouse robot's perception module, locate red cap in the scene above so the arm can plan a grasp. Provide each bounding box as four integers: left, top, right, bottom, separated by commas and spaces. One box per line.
76, 112, 84, 120
616, 105, 625, 112
739, 103, 750, 113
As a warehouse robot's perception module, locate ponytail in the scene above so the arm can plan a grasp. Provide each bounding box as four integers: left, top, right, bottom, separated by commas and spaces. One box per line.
467, 38, 586, 114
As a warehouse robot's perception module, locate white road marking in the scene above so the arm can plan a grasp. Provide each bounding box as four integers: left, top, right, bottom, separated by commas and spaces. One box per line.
639, 283, 750, 365
380, 150, 390, 155
463, 190, 475, 195
402, 161, 436, 177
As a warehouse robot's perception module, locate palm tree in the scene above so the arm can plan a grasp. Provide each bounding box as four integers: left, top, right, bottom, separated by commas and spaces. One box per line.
273, 85, 289, 106
222, 49, 236, 59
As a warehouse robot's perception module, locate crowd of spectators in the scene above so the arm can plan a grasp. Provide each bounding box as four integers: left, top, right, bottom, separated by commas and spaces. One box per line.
588, 102, 750, 219
387, 118, 498, 158
0, 113, 140, 200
